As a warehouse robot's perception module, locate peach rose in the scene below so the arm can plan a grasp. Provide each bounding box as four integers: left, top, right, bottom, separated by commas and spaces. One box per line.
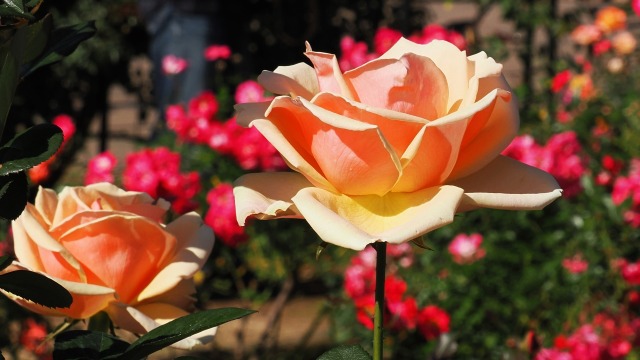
234, 38, 562, 250
3, 183, 215, 349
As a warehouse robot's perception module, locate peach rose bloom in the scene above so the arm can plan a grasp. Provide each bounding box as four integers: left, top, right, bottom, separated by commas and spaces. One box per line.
595, 6, 627, 33
3, 183, 215, 349
234, 38, 562, 250
611, 31, 637, 55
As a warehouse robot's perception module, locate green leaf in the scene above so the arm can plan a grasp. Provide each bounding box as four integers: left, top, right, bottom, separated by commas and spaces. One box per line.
0, 256, 12, 271
13, 14, 51, 65
411, 236, 434, 250
53, 330, 130, 360
0, 43, 20, 139
316, 241, 329, 260
0, 123, 63, 175
0, 269, 72, 308
0, 0, 31, 19
317, 345, 372, 360
0, 171, 27, 220
21, 20, 96, 78
120, 308, 256, 360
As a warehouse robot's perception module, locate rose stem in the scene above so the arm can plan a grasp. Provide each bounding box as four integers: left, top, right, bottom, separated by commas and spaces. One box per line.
373, 241, 387, 360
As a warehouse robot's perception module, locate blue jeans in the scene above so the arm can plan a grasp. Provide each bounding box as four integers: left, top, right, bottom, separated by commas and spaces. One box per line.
146, 3, 221, 118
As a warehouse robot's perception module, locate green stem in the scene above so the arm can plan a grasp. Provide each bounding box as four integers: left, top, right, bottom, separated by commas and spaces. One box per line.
373, 241, 387, 360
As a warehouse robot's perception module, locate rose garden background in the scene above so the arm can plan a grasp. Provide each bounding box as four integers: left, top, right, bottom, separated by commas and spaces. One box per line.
1, 0, 640, 359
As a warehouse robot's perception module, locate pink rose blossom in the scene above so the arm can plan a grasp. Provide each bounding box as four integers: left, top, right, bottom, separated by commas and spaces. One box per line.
162, 54, 188, 75
204, 44, 231, 61
205, 183, 248, 247
448, 233, 486, 264
85, 151, 117, 185
373, 27, 403, 55
235, 80, 268, 104
562, 254, 589, 274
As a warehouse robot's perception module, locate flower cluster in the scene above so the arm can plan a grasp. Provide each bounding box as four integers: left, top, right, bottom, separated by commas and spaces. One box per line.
536, 312, 640, 359
204, 44, 231, 61
28, 114, 76, 184
502, 132, 586, 198
123, 147, 200, 214
204, 183, 247, 248
448, 233, 485, 265
339, 24, 466, 71
166, 87, 286, 172
571, 6, 636, 57
611, 159, 640, 227
343, 244, 450, 340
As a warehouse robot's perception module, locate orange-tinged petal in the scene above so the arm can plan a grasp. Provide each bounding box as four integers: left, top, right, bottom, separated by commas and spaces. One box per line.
14, 205, 86, 281
233, 172, 311, 225
58, 215, 176, 304
136, 213, 214, 303
451, 155, 563, 211
380, 38, 471, 112
449, 89, 518, 180
291, 185, 464, 250
257, 62, 319, 100
270, 96, 401, 195
1, 262, 116, 319
305, 43, 356, 100
345, 53, 448, 120
311, 92, 423, 158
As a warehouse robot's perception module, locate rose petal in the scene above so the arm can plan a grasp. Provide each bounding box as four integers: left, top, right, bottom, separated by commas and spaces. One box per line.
345, 53, 449, 120
135, 213, 214, 302
1, 262, 116, 319
34, 186, 58, 226
311, 92, 423, 162
451, 155, 563, 211
233, 172, 311, 225
13, 205, 86, 281
235, 101, 272, 127
58, 215, 177, 303
291, 185, 465, 250
257, 62, 319, 100
305, 42, 356, 100
107, 302, 216, 350
271, 96, 402, 195
380, 38, 471, 112
448, 89, 518, 180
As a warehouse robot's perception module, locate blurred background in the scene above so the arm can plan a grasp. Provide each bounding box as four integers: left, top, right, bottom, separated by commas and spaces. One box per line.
2, 0, 640, 359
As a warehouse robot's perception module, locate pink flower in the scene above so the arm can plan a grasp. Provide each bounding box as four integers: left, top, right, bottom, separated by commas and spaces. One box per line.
570, 24, 602, 45
621, 260, 640, 286
417, 305, 450, 340
85, 151, 117, 185
535, 349, 572, 360
123, 147, 199, 214
339, 36, 376, 71
205, 183, 248, 247
592, 39, 611, 56
188, 90, 219, 119
162, 54, 188, 75
562, 254, 589, 274
235, 80, 267, 104
633, 0, 640, 17
204, 44, 231, 61
52, 114, 76, 144
373, 27, 402, 55
448, 233, 485, 264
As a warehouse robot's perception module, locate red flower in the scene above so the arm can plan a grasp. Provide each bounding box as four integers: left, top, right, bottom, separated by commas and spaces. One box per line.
417, 305, 450, 340
204, 44, 231, 61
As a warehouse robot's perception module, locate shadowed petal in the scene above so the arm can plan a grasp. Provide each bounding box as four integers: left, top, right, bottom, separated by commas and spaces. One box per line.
234, 172, 311, 225
291, 185, 465, 250
257, 62, 319, 100
136, 213, 214, 303
451, 155, 563, 211
1, 262, 116, 319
